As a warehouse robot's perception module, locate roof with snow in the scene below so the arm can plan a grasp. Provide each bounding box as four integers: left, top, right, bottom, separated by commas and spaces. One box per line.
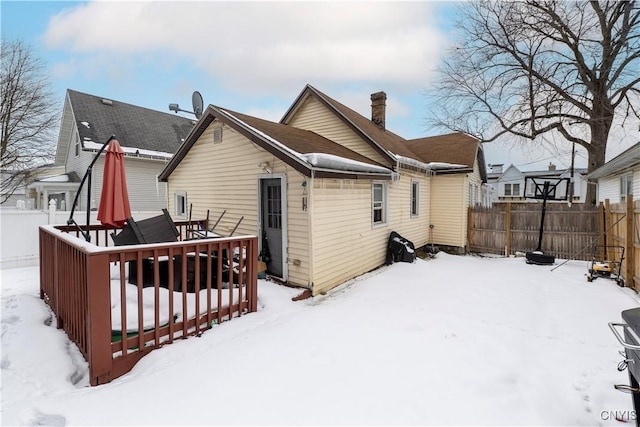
159, 85, 487, 182
405, 133, 487, 181
158, 105, 393, 181
66, 89, 195, 157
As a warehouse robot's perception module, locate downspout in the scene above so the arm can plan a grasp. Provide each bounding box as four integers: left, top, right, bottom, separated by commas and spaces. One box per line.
308, 170, 315, 294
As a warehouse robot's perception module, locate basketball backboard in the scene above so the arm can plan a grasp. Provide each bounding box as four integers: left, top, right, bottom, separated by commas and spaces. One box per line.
524, 176, 570, 201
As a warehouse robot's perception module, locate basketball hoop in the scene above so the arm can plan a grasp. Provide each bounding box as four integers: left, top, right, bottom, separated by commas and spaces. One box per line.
523, 176, 570, 265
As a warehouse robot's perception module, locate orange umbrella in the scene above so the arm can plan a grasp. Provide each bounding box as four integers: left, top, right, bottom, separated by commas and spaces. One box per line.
97, 139, 131, 227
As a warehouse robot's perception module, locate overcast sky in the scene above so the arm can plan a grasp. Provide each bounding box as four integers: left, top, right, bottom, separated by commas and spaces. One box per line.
2, 1, 638, 171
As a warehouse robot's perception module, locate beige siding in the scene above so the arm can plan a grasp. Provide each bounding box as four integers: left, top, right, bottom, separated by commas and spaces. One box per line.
311, 179, 386, 294
430, 173, 467, 248
287, 96, 389, 165
310, 169, 431, 295
166, 122, 310, 287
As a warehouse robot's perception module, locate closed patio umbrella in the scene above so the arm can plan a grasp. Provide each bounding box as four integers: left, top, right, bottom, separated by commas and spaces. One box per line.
97, 139, 131, 227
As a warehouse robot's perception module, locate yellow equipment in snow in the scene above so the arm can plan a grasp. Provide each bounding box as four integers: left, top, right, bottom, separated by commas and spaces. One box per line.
587, 245, 625, 286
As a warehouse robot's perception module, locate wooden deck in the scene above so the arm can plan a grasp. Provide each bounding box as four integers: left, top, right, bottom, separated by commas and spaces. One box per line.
39, 220, 258, 385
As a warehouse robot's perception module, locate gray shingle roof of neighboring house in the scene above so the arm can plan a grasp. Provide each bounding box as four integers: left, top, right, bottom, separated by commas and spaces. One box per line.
67, 89, 196, 155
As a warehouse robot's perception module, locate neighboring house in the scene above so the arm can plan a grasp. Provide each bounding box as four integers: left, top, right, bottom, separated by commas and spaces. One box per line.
587, 141, 640, 204
487, 163, 587, 204
159, 84, 487, 296
1, 164, 64, 208
27, 89, 195, 211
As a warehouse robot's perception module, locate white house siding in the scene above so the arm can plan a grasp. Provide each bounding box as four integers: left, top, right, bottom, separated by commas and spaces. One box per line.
166, 123, 310, 288
121, 158, 170, 211
430, 173, 467, 249
286, 96, 389, 166
467, 160, 483, 206
596, 169, 640, 204
65, 130, 93, 210
598, 176, 621, 203
310, 170, 431, 295
54, 99, 75, 166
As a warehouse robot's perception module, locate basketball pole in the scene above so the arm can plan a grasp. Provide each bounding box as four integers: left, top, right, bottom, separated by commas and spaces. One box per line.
535, 181, 551, 252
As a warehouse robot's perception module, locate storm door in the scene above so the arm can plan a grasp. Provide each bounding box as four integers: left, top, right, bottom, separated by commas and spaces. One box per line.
259, 177, 285, 278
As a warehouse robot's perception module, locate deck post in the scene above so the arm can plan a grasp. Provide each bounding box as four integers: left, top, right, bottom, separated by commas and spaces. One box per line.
86, 252, 113, 385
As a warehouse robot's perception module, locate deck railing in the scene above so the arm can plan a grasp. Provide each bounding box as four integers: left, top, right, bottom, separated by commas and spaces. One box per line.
39, 222, 258, 385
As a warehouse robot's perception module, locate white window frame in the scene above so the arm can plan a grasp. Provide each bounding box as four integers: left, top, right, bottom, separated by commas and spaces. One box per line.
504, 183, 520, 197
175, 191, 187, 218
372, 182, 388, 227
621, 173, 633, 202
411, 180, 419, 217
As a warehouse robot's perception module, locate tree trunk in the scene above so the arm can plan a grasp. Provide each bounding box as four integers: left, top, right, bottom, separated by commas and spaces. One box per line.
586, 104, 613, 205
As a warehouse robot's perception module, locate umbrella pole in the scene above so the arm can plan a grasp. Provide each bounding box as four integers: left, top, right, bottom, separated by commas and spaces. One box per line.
67, 135, 116, 242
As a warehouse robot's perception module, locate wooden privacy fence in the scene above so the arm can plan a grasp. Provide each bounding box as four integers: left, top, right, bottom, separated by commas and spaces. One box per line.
468, 197, 640, 291
39, 221, 258, 385
468, 202, 602, 260
604, 197, 639, 291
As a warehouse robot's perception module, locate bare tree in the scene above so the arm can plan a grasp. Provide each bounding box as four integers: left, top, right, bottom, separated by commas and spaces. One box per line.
1, 40, 59, 204
431, 0, 640, 204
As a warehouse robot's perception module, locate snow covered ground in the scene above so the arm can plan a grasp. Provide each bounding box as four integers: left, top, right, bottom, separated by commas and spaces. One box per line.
2, 253, 640, 426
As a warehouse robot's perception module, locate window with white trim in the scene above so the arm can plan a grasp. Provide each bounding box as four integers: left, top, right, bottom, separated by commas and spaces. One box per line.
504, 183, 520, 197
621, 174, 633, 202
411, 180, 419, 216
372, 182, 388, 225
175, 192, 187, 218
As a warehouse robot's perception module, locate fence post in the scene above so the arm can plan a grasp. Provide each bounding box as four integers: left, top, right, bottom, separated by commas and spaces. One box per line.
626, 195, 635, 289
48, 199, 57, 224
467, 207, 472, 253
505, 202, 512, 256
604, 199, 612, 260
598, 202, 605, 260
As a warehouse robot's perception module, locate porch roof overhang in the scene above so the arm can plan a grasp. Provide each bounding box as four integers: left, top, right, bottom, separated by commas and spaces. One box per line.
28, 181, 80, 191
27, 172, 81, 192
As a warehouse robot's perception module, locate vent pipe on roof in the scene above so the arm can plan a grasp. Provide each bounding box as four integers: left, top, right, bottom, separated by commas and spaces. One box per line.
101, 99, 113, 106
371, 91, 386, 130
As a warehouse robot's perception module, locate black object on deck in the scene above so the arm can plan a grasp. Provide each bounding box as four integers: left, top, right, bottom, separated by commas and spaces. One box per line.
111, 208, 179, 245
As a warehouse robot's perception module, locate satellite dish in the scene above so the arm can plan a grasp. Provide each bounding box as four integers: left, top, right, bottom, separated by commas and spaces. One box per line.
192, 91, 204, 119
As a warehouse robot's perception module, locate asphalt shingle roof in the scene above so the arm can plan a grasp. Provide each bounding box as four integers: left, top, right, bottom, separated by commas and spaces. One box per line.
68, 90, 195, 154
405, 133, 479, 167
225, 108, 387, 168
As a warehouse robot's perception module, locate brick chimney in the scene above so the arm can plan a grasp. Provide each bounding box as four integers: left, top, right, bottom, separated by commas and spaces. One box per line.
548, 162, 556, 171
370, 91, 387, 130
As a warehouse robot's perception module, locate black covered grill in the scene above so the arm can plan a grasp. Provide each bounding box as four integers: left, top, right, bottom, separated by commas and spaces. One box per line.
610, 307, 640, 425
